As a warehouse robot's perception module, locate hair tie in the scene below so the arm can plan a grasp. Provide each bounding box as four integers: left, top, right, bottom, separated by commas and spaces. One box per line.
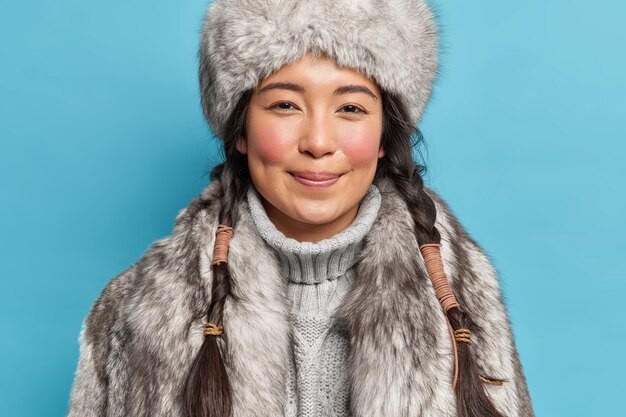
212, 224, 234, 266
454, 328, 471, 344
419, 243, 460, 312
204, 322, 224, 336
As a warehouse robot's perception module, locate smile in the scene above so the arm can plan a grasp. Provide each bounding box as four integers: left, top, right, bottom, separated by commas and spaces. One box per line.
289, 171, 342, 188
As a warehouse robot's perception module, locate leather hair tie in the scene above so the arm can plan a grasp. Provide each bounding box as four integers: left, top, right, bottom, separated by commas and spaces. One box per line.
212, 224, 234, 266
419, 243, 460, 312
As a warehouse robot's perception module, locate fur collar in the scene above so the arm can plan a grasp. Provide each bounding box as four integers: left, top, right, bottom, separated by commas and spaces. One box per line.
67, 177, 534, 417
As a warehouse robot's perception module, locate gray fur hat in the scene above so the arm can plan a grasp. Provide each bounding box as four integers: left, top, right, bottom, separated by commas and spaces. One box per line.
199, 0, 439, 138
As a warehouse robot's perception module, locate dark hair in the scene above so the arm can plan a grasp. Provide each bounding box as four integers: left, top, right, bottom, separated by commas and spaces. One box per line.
184, 87, 505, 417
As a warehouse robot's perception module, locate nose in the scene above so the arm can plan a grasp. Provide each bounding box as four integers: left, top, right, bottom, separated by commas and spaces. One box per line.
297, 113, 337, 158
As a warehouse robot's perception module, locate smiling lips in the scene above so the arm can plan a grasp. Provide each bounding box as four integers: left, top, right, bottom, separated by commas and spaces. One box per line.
290, 171, 342, 187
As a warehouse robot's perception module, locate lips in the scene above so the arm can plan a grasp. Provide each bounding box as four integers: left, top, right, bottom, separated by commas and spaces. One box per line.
289, 171, 343, 187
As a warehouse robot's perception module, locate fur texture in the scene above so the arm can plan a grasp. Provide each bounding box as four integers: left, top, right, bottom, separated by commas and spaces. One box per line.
66, 177, 534, 417
199, 0, 439, 136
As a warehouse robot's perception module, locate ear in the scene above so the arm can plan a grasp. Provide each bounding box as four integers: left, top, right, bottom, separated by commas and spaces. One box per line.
378, 146, 385, 158
235, 136, 248, 154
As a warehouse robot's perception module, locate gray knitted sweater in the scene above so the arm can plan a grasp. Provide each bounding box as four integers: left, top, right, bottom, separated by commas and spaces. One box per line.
246, 184, 382, 417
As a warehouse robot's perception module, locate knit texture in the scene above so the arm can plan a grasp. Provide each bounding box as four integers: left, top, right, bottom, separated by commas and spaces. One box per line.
246, 184, 382, 417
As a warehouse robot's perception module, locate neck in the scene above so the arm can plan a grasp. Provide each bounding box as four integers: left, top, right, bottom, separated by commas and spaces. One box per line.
260, 198, 360, 243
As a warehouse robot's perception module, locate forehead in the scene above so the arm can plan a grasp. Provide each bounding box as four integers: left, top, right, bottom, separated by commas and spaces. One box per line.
256, 52, 380, 95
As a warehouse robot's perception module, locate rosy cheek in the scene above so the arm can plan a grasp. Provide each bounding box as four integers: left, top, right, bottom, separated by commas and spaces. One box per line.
248, 125, 293, 165
340, 130, 381, 167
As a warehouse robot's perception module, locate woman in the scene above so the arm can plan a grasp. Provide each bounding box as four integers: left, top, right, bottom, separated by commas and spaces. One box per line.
67, 1, 535, 416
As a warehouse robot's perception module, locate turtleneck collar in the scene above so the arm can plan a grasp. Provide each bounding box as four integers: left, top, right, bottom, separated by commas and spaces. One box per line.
246, 184, 382, 284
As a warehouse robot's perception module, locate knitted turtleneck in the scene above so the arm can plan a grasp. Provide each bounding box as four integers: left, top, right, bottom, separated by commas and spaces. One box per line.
246, 184, 382, 417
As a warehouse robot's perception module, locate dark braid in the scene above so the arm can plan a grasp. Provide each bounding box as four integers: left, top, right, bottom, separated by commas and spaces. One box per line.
379, 90, 505, 417
183, 90, 253, 417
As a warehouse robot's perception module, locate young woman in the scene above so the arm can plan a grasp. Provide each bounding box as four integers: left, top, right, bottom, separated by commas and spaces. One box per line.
67, 1, 535, 416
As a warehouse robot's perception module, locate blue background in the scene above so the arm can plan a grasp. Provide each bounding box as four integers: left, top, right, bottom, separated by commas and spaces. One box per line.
1, 1, 624, 416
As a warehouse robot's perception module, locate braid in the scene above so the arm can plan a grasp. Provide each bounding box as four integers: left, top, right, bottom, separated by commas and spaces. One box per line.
380, 90, 505, 417
184, 90, 253, 417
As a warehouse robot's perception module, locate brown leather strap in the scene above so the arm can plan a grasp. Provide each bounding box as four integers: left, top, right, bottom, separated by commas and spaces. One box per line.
212, 224, 234, 266
419, 243, 460, 312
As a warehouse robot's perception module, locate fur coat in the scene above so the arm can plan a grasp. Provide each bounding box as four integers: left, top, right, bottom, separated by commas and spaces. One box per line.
66, 176, 535, 417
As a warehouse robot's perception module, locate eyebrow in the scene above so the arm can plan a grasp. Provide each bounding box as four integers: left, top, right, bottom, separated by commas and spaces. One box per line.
256, 82, 378, 101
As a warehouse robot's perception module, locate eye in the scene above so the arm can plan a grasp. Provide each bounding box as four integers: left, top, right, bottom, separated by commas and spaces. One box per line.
270, 101, 297, 111
341, 104, 366, 114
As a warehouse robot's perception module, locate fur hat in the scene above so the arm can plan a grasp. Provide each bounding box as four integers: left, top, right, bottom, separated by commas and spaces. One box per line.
199, 0, 439, 137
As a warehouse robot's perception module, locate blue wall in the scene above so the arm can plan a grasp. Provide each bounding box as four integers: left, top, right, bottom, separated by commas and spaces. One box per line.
1, 1, 623, 416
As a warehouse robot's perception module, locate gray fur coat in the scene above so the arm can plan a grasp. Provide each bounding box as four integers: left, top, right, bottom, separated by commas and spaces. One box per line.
66, 176, 535, 417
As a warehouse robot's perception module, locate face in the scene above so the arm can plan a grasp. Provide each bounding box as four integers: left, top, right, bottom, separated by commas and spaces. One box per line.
236, 52, 385, 242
